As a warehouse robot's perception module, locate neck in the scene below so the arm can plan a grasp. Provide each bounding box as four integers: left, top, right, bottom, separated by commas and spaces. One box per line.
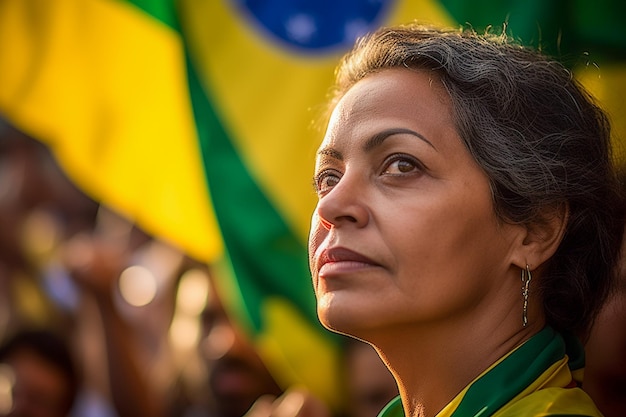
371, 314, 544, 417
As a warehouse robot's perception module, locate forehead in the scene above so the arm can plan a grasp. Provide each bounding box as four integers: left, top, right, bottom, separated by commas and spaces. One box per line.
320, 68, 454, 151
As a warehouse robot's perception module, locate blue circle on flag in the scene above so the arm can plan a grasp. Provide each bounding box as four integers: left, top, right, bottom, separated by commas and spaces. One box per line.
230, 0, 394, 52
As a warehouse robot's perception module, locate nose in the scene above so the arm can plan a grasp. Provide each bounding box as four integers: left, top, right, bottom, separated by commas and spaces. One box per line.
315, 176, 369, 230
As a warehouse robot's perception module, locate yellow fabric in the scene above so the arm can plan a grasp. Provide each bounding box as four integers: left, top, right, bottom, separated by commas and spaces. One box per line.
492, 357, 601, 416
438, 352, 602, 416
386, 357, 602, 417
257, 298, 343, 409
0, 0, 223, 262
576, 63, 626, 165
380, 334, 601, 417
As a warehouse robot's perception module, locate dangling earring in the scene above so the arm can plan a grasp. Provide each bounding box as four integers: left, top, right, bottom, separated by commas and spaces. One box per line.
521, 265, 532, 327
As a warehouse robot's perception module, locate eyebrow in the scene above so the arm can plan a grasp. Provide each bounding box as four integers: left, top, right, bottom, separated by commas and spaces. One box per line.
364, 128, 435, 152
316, 127, 435, 161
317, 147, 343, 161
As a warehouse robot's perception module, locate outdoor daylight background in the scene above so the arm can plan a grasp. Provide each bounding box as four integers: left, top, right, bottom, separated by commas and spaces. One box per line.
0, 0, 624, 415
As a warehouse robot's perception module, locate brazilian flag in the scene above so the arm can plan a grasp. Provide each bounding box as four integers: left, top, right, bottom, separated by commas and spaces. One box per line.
0, 0, 624, 411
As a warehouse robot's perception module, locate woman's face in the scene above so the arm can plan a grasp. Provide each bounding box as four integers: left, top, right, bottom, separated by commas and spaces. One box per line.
308, 69, 524, 340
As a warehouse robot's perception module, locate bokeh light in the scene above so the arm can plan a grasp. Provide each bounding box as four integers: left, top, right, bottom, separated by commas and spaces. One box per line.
176, 268, 209, 316
118, 265, 157, 307
0, 364, 15, 414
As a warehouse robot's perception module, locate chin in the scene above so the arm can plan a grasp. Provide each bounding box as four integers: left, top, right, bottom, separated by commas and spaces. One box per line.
317, 301, 348, 332
317, 302, 369, 339
317, 290, 393, 336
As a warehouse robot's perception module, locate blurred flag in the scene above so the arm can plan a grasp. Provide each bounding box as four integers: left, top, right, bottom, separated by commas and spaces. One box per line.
0, 0, 623, 411
0, 0, 453, 409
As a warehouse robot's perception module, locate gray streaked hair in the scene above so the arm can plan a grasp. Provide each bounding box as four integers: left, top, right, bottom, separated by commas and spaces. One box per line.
328, 24, 624, 338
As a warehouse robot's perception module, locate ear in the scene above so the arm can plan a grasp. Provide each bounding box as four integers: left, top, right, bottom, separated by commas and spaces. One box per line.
511, 203, 569, 270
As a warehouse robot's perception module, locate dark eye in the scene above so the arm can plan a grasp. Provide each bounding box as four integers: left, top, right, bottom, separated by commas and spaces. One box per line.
314, 170, 341, 195
382, 155, 421, 175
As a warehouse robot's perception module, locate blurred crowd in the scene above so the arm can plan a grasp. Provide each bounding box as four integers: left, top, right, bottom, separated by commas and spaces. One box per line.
0, 119, 399, 417
0, 117, 624, 417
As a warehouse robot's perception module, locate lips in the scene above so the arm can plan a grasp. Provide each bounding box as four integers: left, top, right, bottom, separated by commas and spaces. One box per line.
316, 246, 379, 275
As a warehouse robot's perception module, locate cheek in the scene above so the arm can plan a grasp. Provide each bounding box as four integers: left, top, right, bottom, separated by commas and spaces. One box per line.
385, 205, 485, 291
308, 212, 326, 276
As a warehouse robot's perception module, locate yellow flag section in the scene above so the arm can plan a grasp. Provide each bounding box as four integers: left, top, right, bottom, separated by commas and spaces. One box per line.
577, 65, 626, 164
0, 0, 223, 262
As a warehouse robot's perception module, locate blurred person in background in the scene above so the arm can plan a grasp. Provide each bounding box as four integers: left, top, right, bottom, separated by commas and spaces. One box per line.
61, 218, 171, 417
0, 328, 79, 417
0, 119, 99, 335
0, 120, 115, 417
0, 120, 332, 417
583, 176, 626, 417
1, 119, 398, 417
178, 260, 286, 417
584, 276, 626, 417
0, 120, 186, 417
61, 227, 292, 417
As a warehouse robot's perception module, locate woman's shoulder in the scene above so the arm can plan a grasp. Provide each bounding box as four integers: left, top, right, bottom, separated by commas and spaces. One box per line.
493, 386, 603, 416
377, 388, 602, 417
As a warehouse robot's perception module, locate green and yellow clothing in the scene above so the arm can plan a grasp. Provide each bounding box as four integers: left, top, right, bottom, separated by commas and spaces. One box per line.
379, 327, 602, 417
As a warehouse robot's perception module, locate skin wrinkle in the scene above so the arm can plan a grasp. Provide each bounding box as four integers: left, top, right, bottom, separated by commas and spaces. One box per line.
363, 128, 435, 152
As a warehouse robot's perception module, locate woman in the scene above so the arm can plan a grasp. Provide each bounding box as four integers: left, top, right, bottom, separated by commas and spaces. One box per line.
308, 25, 624, 416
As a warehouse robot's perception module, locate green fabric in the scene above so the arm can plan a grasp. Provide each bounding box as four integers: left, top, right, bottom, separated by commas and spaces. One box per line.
185, 52, 322, 333
450, 327, 564, 416
123, 0, 180, 31
379, 397, 403, 417
440, 0, 626, 63
378, 328, 594, 417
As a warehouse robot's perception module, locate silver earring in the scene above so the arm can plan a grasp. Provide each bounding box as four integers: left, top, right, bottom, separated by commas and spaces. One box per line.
521, 265, 532, 327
